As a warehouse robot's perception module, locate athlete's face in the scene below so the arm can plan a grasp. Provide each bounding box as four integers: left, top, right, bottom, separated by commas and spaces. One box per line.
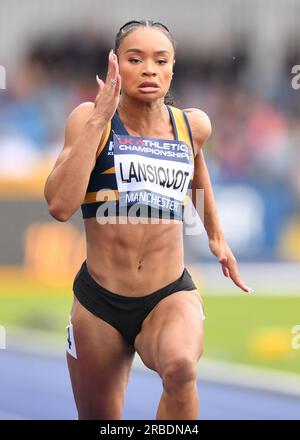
117, 28, 175, 101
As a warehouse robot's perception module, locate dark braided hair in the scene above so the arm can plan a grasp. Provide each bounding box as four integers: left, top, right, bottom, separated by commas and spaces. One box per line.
114, 20, 177, 106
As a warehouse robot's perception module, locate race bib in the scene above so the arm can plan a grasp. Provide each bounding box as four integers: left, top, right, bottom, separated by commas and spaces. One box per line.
66, 315, 77, 359
113, 133, 194, 217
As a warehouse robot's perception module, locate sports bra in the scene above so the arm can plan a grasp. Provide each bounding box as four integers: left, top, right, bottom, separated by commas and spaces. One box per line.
81, 105, 195, 221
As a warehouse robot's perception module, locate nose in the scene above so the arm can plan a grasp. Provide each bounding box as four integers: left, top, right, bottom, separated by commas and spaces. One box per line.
142, 60, 157, 77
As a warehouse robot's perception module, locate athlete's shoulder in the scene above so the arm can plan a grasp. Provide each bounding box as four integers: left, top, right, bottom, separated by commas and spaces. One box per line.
181, 108, 212, 156
66, 101, 95, 123
182, 107, 211, 126
64, 101, 109, 151
183, 108, 212, 143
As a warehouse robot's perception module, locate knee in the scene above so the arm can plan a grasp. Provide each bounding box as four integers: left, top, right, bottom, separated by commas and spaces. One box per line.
161, 358, 197, 394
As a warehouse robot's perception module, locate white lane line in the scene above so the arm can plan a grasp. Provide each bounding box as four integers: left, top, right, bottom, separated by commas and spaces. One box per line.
133, 355, 300, 397
0, 410, 29, 420
189, 262, 300, 295
196, 358, 300, 397
6, 325, 300, 398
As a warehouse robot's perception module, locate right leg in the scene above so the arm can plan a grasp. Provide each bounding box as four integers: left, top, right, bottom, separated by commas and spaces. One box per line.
66, 295, 136, 420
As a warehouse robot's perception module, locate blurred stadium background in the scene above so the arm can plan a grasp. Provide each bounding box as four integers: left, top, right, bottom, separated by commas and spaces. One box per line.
0, 0, 300, 419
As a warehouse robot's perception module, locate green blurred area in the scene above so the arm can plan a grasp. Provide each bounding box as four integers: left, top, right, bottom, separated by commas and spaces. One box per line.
0, 278, 72, 334
1, 278, 300, 375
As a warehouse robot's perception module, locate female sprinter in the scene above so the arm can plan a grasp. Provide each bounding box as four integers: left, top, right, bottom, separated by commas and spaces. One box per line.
44, 20, 252, 420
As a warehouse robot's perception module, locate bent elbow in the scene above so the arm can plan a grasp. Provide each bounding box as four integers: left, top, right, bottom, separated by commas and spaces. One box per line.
48, 203, 71, 222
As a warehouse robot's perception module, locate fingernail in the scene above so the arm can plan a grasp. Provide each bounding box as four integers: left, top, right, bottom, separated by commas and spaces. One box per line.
246, 287, 255, 293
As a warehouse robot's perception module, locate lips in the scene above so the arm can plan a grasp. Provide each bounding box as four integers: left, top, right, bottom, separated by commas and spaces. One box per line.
138, 82, 159, 88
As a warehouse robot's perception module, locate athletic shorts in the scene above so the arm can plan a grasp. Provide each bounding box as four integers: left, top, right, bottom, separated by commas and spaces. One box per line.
72, 260, 205, 349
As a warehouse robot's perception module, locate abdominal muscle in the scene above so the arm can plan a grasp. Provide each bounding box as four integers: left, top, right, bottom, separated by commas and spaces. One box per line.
83, 217, 185, 297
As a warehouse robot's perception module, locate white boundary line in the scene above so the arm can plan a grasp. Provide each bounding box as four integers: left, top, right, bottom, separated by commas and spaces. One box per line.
0, 410, 29, 420
132, 355, 300, 397
188, 262, 300, 295
196, 358, 300, 397
5, 326, 300, 398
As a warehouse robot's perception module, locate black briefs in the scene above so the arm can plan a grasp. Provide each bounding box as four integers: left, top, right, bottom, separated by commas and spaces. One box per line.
72, 260, 203, 349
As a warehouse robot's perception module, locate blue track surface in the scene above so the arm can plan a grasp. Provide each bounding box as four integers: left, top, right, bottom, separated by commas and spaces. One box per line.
0, 349, 299, 420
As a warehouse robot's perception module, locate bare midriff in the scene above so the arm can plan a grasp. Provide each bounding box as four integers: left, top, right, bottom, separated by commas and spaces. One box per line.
84, 216, 185, 297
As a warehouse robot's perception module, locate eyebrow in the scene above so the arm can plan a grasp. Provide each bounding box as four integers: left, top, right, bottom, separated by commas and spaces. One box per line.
125, 48, 170, 55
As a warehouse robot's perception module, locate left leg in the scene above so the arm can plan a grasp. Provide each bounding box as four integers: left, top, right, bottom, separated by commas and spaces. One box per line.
134, 289, 205, 420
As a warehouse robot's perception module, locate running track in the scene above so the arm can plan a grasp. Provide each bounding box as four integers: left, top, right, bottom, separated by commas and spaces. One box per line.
0, 349, 299, 420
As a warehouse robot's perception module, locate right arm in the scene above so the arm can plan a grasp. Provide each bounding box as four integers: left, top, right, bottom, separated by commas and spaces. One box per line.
44, 103, 107, 221
44, 49, 121, 222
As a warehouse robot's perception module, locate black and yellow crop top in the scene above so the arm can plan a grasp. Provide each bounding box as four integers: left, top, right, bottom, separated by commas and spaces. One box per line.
81, 105, 195, 221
